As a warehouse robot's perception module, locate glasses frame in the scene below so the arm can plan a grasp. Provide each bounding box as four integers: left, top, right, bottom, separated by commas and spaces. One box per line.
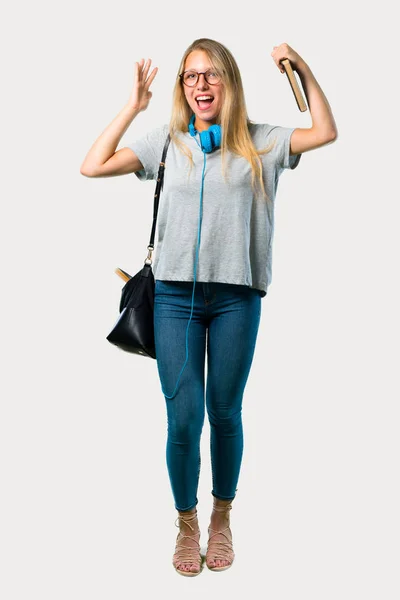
179, 68, 222, 87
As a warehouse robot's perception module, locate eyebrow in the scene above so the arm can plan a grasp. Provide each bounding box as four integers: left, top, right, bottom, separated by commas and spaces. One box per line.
183, 68, 214, 73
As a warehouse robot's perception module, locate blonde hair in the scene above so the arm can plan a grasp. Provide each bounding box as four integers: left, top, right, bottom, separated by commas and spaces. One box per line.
168, 38, 276, 206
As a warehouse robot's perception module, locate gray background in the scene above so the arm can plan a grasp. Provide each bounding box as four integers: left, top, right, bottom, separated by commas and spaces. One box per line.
1, 0, 399, 597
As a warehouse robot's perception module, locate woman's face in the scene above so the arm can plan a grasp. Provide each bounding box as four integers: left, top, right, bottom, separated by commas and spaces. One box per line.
182, 50, 224, 132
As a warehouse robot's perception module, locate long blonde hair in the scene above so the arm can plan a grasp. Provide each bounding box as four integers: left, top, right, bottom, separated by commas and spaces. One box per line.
168, 38, 276, 206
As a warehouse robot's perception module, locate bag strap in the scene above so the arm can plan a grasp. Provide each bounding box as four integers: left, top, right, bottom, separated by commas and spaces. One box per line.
144, 133, 171, 266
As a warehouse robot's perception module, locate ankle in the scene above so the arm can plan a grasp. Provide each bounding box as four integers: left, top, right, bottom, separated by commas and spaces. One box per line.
210, 511, 230, 526
178, 508, 198, 524
210, 498, 232, 525
178, 507, 197, 516
212, 495, 233, 507
212, 498, 232, 513
176, 508, 199, 535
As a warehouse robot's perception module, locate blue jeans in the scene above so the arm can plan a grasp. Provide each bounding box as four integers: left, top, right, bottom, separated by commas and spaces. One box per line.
153, 280, 262, 511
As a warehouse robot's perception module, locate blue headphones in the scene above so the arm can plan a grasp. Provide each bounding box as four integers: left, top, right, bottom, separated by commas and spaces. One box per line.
188, 113, 221, 153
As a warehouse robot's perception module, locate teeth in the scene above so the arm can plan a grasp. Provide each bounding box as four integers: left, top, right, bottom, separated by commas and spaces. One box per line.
196, 96, 213, 101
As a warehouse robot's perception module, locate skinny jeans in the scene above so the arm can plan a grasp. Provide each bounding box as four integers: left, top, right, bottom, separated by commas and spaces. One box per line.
154, 279, 262, 512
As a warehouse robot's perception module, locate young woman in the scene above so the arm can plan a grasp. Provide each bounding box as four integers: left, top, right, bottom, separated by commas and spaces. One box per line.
80, 38, 338, 577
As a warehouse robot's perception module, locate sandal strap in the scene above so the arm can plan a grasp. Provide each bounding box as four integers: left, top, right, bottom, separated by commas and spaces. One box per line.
173, 537, 201, 565
212, 501, 233, 513
207, 527, 234, 561
207, 504, 234, 563
173, 510, 201, 566
174, 510, 199, 532
208, 526, 233, 546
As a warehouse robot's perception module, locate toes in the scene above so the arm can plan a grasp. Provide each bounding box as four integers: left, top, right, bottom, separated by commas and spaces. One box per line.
210, 558, 228, 568
207, 557, 231, 568
176, 561, 199, 573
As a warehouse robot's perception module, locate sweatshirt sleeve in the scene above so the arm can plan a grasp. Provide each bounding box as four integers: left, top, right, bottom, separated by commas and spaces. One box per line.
125, 123, 169, 181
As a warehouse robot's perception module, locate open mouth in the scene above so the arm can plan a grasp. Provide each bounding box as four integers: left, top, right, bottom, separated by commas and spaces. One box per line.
195, 96, 214, 110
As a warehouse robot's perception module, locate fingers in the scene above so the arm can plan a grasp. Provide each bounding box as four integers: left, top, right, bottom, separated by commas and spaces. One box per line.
142, 58, 151, 80
271, 47, 285, 73
135, 58, 158, 87
145, 65, 158, 88
134, 60, 143, 82
134, 58, 146, 81
143, 58, 158, 87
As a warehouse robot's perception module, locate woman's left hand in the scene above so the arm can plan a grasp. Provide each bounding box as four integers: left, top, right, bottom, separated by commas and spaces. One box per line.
271, 43, 305, 73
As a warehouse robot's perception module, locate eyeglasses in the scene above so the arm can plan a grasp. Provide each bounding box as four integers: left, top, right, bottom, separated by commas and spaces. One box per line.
179, 69, 222, 87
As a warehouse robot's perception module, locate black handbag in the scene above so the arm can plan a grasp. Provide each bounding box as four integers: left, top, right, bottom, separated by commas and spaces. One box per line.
106, 133, 171, 358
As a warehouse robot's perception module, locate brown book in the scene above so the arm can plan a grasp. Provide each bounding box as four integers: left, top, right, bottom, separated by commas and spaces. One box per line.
115, 267, 131, 282
281, 59, 308, 112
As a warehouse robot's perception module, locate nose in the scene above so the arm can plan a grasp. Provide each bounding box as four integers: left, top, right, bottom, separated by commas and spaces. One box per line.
196, 73, 209, 88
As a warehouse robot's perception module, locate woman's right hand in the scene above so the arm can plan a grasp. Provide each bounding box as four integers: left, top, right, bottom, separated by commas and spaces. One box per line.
127, 58, 158, 113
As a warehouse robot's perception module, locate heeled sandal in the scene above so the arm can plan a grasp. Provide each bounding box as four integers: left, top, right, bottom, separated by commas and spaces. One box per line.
172, 509, 203, 577
206, 501, 235, 572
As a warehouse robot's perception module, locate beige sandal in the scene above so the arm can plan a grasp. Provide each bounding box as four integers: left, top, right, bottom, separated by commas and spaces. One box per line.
172, 510, 203, 577
206, 501, 235, 571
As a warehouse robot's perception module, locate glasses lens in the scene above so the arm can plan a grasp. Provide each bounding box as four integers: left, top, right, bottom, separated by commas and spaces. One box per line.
205, 70, 221, 85
183, 69, 221, 86
183, 71, 198, 86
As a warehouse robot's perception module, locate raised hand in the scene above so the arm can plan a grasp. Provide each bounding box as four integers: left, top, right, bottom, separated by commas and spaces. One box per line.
271, 43, 305, 73
127, 58, 158, 113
